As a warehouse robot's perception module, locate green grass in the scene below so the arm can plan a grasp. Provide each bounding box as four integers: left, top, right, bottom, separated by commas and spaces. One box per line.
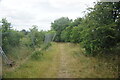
3, 43, 60, 78
7, 45, 33, 61
3, 45, 33, 74
31, 50, 43, 60
3, 42, 118, 78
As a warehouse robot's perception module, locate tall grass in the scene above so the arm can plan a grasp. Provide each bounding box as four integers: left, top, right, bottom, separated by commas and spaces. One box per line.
41, 43, 52, 51
31, 43, 52, 60
6, 45, 32, 61
31, 50, 43, 60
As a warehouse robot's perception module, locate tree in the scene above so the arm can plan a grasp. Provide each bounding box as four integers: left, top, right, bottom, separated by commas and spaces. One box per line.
29, 25, 45, 47
1, 18, 12, 52
80, 2, 119, 54
70, 26, 81, 43
70, 18, 82, 27
1, 18, 21, 52
61, 26, 72, 42
51, 17, 72, 42
21, 29, 28, 35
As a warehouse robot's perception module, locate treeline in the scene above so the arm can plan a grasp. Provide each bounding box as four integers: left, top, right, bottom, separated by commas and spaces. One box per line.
0, 18, 53, 53
51, 2, 120, 55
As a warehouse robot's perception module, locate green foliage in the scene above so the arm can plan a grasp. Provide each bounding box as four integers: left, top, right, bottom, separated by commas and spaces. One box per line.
42, 43, 52, 51
1, 19, 46, 54
1, 2, 120, 57
31, 50, 43, 60
80, 2, 119, 54
1, 18, 22, 52
44, 30, 56, 43
70, 18, 82, 27
20, 36, 31, 47
8, 30, 22, 46
28, 25, 45, 48
51, 17, 72, 41
70, 27, 81, 43
61, 26, 72, 42
51, 2, 120, 55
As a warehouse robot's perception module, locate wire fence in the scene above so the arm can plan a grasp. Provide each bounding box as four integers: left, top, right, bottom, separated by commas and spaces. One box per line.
44, 33, 56, 44
0, 23, 2, 79
0, 22, 56, 79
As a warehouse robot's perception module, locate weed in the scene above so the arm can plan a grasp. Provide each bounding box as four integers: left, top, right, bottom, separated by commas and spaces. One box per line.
42, 43, 52, 51
31, 50, 43, 60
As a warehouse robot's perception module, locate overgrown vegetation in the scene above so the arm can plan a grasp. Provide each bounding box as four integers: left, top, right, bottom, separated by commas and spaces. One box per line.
3, 43, 118, 78
51, 2, 120, 55
1, 2, 119, 59
1, 18, 45, 52
31, 50, 43, 60
0, 18, 55, 66
1, 1, 119, 78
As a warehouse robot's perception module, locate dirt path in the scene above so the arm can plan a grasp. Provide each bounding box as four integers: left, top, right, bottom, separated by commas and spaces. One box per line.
58, 43, 70, 78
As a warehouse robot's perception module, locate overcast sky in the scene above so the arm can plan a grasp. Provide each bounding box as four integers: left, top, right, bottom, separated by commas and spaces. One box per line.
0, 0, 98, 31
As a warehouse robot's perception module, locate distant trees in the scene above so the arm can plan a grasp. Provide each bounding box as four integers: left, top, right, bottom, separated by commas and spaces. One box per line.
0, 19, 46, 53
51, 2, 120, 55
51, 17, 82, 42
51, 17, 72, 42
28, 25, 45, 48
70, 27, 81, 43
1, 2, 119, 56
61, 26, 72, 42
20, 29, 28, 35
1, 18, 22, 52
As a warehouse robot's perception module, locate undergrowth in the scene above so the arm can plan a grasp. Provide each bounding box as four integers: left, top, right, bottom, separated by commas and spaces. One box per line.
41, 43, 52, 51
31, 43, 52, 61
31, 50, 43, 60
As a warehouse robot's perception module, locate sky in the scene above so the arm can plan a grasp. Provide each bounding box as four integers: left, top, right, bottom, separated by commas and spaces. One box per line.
0, 0, 98, 31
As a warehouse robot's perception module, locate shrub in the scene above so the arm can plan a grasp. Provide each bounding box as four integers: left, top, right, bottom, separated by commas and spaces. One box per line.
31, 50, 43, 60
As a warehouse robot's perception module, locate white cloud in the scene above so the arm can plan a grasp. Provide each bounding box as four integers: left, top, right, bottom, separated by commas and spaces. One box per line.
0, 0, 97, 31
49, 0, 96, 8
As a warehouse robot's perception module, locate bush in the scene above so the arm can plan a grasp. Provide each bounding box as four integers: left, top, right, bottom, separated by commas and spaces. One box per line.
31, 50, 43, 60
42, 43, 52, 51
